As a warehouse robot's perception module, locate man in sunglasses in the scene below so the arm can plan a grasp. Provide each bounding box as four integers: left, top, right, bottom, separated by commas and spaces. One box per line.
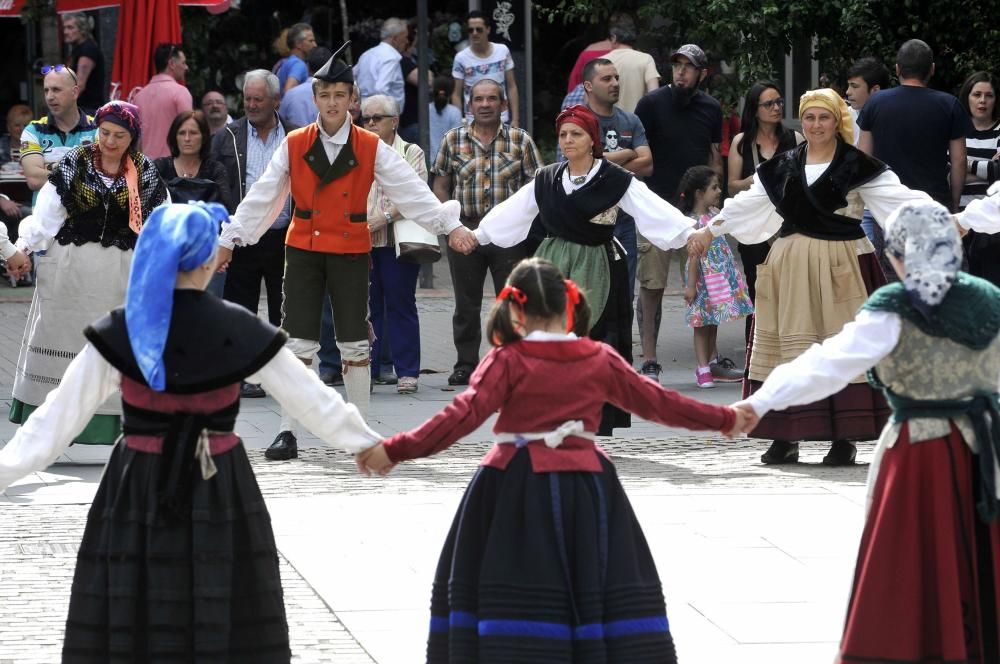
451, 10, 519, 127
20, 65, 97, 202
133, 43, 193, 159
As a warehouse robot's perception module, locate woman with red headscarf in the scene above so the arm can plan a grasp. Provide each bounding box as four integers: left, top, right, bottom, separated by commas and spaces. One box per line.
470, 105, 697, 434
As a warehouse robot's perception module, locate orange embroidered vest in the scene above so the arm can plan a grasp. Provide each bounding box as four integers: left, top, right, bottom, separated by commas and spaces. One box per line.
286, 122, 379, 254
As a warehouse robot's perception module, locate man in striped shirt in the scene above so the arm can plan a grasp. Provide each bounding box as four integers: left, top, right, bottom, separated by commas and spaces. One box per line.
431, 78, 543, 386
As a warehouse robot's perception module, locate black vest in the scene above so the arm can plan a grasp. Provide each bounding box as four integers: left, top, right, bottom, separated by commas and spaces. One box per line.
757, 140, 887, 241
534, 160, 633, 246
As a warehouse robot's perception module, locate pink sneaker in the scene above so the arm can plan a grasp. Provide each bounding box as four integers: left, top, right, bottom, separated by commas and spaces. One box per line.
696, 366, 715, 389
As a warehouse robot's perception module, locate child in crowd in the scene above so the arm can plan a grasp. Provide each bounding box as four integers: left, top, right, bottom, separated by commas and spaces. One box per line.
0, 203, 380, 662
357, 257, 748, 664
679, 166, 753, 388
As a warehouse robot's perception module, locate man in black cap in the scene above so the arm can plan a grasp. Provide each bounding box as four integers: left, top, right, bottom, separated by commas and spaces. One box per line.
633, 43, 723, 381
215, 47, 475, 460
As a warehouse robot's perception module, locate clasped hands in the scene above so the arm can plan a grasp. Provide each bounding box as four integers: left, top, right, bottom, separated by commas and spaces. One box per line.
355, 443, 396, 476
448, 226, 478, 255
4, 250, 31, 280
724, 400, 761, 438
685, 226, 715, 258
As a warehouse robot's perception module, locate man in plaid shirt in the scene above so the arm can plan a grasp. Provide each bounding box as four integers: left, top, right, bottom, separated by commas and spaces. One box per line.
432, 78, 543, 386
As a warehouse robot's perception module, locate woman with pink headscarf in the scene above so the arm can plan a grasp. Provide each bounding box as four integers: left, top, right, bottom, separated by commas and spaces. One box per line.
470, 105, 697, 434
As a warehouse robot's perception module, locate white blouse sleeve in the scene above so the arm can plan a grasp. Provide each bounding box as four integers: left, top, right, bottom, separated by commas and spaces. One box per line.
855, 170, 935, 228
710, 178, 784, 244
618, 178, 696, 249
247, 347, 381, 453
15, 182, 67, 253
219, 140, 292, 250
374, 141, 462, 235
472, 180, 539, 247
746, 309, 900, 417
0, 344, 120, 491
959, 191, 1000, 234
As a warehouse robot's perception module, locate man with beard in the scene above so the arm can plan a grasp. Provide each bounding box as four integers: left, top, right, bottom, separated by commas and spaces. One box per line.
634, 44, 722, 381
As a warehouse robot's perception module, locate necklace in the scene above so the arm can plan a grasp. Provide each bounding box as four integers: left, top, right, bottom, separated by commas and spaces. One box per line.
175, 158, 199, 178
568, 157, 595, 185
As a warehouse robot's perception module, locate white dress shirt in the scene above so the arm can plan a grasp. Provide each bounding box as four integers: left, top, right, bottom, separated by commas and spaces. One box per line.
472, 159, 696, 250
354, 41, 405, 111
219, 115, 461, 249
0, 344, 381, 491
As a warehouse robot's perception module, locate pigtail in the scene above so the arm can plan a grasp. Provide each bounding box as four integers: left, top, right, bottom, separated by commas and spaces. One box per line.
486, 288, 524, 346
567, 283, 591, 336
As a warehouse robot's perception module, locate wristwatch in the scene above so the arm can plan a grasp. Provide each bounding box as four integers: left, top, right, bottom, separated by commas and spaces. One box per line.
384, 211, 393, 225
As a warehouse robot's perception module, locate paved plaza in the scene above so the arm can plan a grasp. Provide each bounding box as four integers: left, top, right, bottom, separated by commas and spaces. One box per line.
0, 259, 869, 663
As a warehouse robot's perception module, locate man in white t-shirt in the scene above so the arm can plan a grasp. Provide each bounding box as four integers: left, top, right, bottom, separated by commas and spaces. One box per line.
604, 19, 660, 114
450, 10, 519, 126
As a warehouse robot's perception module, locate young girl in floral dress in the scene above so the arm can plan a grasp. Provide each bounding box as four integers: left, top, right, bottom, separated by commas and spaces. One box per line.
357, 257, 748, 664
680, 166, 754, 388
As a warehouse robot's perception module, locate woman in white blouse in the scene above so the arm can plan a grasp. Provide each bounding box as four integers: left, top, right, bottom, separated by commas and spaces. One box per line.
732, 199, 1000, 664
466, 105, 696, 434
687, 88, 969, 466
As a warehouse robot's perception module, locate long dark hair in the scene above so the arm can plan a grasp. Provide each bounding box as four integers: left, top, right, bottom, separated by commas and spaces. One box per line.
486, 257, 591, 346
432, 75, 452, 114
958, 71, 1000, 123
675, 165, 717, 215
738, 81, 789, 164
166, 110, 211, 161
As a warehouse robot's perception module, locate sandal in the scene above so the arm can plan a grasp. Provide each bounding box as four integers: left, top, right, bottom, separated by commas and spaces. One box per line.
397, 376, 419, 394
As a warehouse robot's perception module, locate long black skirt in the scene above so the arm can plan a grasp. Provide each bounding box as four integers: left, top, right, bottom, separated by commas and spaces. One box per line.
590, 244, 632, 434
427, 448, 676, 664
62, 441, 290, 663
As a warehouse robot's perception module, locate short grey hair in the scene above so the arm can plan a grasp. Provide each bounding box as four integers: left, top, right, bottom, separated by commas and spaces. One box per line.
243, 69, 280, 99
470, 78, 506, 101
361, 95, 399, 117
286, 23, 313, 50
63, 12, 94, 40
381, 17, 408, 40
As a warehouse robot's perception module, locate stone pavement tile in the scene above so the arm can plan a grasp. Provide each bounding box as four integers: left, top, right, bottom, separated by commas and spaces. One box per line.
334, 609, 428, 664
683, 641, 839, 664
691, 599, 844, 646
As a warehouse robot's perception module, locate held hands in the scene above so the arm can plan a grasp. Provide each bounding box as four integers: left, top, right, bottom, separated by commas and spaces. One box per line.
686, 227, 714, 258
214, 246, 233, 273
5, 250, 30, 280
448, 226, 479, 255
355, 443, 397, 477
727, 400, 761, 436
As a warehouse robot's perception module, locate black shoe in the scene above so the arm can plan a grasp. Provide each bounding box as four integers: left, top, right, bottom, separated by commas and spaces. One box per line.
240, 382, 266, 398
373, 369, 398, 385
265, 431, 297, 460
822, 440, 857, 466
761, 440, 799, 464
319, 370, 344, 386
447, 368, 471, 386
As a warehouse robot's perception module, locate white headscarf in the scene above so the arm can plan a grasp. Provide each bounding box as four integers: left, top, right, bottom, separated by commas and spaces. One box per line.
884, 201, 962, 318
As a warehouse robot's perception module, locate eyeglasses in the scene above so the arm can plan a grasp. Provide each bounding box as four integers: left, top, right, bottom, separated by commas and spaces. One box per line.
362, 114, 393, 124
758, 98, 786, 110
41, 64, 77, 83
467, 26, 485, 34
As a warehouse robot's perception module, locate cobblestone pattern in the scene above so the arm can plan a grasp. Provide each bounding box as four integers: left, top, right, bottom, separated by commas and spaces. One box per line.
249, 436, 873, 497
0, 505, 375, 664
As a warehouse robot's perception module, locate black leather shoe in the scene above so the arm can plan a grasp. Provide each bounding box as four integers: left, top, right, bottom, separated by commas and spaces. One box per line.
319, 371, 344, 386
265, 431, 298, 460
373, 369, 398, 385
240, 382, 266, 398
447, 368, 471, 386
761, 440, 799, 464
822, 440, 857, 466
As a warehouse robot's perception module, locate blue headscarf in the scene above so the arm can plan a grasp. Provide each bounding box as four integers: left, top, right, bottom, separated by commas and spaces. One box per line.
125, 202, 228, 391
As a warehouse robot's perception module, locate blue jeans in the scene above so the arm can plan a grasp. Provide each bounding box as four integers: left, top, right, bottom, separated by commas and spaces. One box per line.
370, 246, 421, 378
318, 295, 342, 374
613, 216, 637, 304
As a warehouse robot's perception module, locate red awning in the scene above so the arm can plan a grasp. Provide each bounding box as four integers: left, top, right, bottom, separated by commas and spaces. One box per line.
0, 0, 26, 18
56, 0, 228, 11
109, 0, 182, 102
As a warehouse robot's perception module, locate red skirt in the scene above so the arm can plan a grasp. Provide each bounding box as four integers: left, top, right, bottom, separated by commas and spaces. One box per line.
839, 424, 1000, 663
742, 251, 890, 441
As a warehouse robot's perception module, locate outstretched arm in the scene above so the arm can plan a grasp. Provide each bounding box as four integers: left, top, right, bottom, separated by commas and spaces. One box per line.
250, 347, 381, 453
0, 344, 120, 491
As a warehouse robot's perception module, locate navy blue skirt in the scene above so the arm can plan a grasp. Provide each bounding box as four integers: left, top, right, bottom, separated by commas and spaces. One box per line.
427, 448, 676, 663
62, 441, 290, 663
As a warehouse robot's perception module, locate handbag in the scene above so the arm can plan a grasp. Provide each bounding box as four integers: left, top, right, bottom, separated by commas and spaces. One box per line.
393, 141, 441, 264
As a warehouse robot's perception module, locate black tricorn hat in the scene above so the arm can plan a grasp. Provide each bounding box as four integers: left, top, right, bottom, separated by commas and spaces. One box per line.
314, 41, 354, 84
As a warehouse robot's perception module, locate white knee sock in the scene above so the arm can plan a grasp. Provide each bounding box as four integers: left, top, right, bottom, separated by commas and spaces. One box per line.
279, 409, 299, 437
343, 364, 371, 422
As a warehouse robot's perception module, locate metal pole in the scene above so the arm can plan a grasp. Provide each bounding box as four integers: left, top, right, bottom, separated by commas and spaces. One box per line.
523, 0, 532, 136
417, 0, 433, 289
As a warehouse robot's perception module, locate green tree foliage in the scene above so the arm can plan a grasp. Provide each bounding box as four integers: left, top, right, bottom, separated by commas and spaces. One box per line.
538, 0, 1000, 93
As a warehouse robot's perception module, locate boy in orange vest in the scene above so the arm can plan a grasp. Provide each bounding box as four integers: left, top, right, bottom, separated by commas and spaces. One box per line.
215, 48, 476, 460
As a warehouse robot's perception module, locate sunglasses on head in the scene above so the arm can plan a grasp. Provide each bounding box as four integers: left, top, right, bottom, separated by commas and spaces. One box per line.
41, 64, 78, 83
